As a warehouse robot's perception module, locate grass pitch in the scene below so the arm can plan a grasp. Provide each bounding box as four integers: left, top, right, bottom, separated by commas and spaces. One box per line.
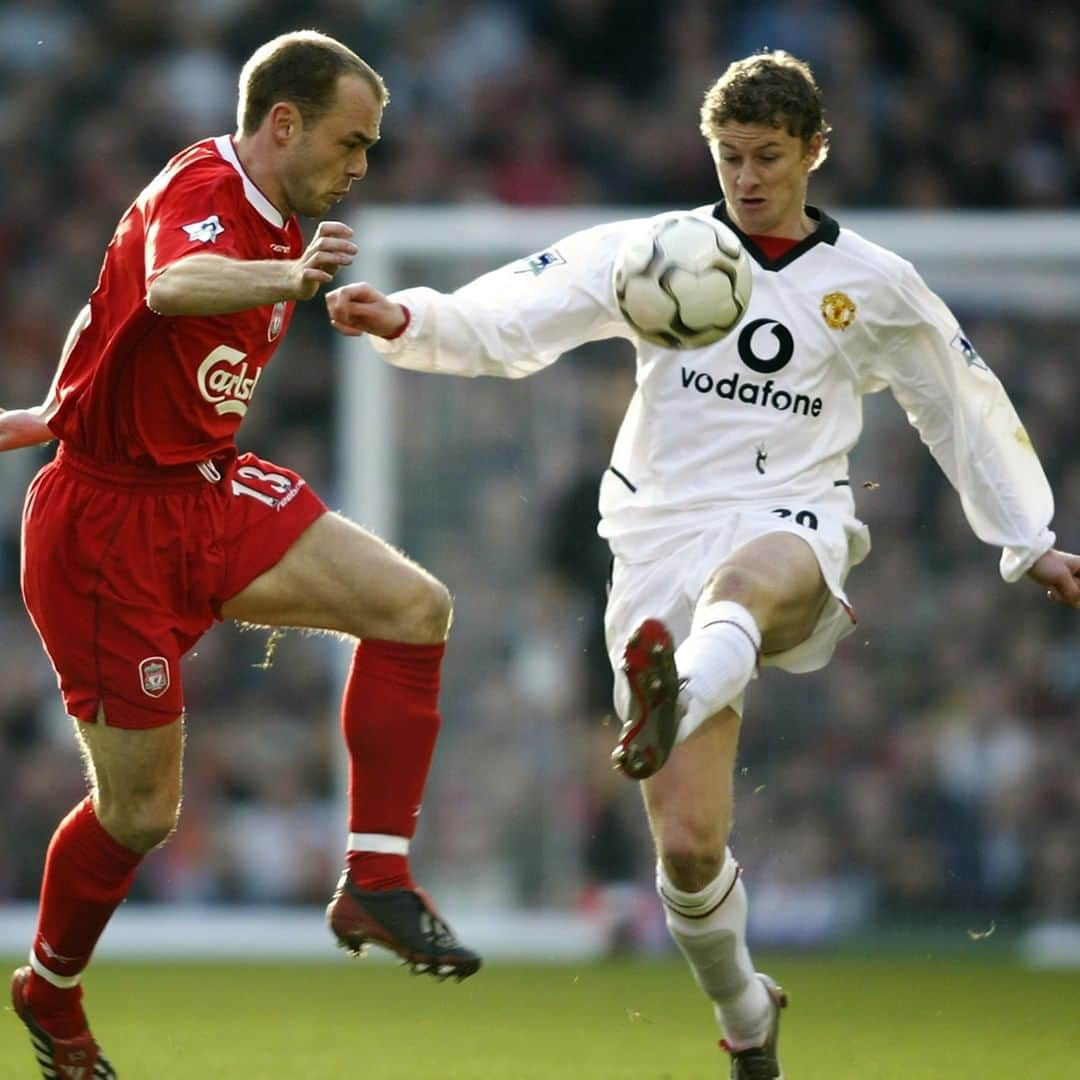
2, 952, 1078, 1078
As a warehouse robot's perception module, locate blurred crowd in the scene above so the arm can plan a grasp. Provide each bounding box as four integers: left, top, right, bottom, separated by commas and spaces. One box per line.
0, 0, 1078, 947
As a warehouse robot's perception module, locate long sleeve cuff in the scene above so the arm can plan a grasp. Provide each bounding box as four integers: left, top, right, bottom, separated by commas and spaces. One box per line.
1000, 528, 1056, 582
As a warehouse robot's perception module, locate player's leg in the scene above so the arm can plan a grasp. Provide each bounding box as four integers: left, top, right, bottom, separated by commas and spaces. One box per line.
14, 710, 182, 1079
219, 508, 478, 977
676, 529, 827, 739
78, 710, 185, 852
221, 509, 451, 888
642, 712, 787, 1076
609, 531, 822, 1072
614, 531, 827, 778
16, 459, 197, 1076
220, 508, 451, 641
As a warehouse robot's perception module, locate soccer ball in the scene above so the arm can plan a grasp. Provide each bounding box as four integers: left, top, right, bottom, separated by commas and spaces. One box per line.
613, 213, 752, 348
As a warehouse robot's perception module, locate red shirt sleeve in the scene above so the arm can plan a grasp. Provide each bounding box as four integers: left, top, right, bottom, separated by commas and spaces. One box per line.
144, 163, 252, 287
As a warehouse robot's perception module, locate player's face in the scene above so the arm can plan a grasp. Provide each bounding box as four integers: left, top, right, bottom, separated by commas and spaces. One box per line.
711, 124, 822, 237
281, 75, 383, 218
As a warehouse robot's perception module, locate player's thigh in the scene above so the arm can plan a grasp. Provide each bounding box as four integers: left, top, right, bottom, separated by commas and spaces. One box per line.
220, 510, 449, 641
22, 462, 208, 729
642, 705, 741, 859
702, 530, 829, 653
78, 709, 184, 820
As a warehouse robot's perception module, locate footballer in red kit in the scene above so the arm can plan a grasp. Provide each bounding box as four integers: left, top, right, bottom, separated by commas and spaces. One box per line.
45, 135, 303, 465
23, 134, 323, 732
3, 31, 480, 1080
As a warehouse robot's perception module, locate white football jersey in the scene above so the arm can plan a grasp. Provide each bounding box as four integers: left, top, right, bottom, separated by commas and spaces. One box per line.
372, 204, 1055, 581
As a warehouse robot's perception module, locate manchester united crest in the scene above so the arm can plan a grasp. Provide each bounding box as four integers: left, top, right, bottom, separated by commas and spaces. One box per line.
821, 291, 856, 331
139, 656, 170, 698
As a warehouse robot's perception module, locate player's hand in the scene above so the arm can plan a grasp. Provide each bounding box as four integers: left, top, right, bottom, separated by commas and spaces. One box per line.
1027, 548, 1080, 608
293, 221, 358, 301
0, 406, 54, 452
325, 282, 408, 339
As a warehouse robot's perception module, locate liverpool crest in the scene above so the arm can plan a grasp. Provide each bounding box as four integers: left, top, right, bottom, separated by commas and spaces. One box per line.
268, 300, 286, 341
139, 656, 170, 698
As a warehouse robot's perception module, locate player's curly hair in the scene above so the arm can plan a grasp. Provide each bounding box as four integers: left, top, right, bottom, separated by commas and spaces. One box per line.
700, 50, 830, 168
237, 30, 387, 136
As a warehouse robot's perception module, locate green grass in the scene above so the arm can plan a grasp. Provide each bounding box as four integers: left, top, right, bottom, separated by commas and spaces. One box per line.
3, 953, 1078, 1078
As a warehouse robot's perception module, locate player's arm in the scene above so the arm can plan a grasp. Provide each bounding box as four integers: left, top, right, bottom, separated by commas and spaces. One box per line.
876, 261, 1072, 598
147, 221, 358, 316
0, 304, 94, 452
0, 406, 52, 452
326, 223, 634, 379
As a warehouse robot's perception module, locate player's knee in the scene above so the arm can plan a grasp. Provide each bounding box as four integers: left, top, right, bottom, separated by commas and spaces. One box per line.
703, 562, 802, 637
702, 563, 768, 610
397, 574, 452, 642
658, 830, 727, 893
97, 791, 181, 854
423, 576, 453, 637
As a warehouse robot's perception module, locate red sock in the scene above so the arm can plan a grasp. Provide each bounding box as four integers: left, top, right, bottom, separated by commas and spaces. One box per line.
342, 639, 444, 892
27, 797, 142, 1037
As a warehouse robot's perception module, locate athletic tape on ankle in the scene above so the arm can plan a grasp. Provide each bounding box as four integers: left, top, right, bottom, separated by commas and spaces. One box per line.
347, 832, 410, 855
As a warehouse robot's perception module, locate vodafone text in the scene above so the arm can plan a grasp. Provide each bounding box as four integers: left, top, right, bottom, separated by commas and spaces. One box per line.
680, 367, 823, 417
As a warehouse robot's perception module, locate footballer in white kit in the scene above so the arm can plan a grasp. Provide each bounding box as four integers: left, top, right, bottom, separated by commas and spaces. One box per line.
361, 198, 1054, 686
327, 48, 1079, 1080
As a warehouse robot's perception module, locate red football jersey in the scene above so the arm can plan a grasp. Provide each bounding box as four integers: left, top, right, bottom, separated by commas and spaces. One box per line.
44, 136, 304, 466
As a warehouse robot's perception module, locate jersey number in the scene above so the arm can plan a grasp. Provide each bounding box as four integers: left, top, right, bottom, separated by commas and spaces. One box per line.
771, 507, 819, 529
232, 464, 295, 508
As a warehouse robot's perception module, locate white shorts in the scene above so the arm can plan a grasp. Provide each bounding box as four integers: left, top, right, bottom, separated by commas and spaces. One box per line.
604, 500, 871, 720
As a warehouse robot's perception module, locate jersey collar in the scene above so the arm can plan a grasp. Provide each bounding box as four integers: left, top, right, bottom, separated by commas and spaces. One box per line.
214, 135, 286, 229
713, 201, 839, 271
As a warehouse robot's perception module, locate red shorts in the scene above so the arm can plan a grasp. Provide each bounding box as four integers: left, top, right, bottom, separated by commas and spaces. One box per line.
21, 445, 327, 729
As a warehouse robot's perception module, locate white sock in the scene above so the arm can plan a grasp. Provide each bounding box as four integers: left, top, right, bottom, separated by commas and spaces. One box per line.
673, 600, 760, 745
658, 851, 772, 1048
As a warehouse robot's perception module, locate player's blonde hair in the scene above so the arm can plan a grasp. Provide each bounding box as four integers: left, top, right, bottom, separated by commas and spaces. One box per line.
237, 30, 387, 136
700, 50, 830, 169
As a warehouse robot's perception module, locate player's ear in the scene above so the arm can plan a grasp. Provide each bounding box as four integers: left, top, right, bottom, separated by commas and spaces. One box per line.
269, 102, 300, 145
803, 132, 824, 171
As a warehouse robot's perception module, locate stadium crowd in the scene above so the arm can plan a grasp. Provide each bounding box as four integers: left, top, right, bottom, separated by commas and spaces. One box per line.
0, 0, 1077, 946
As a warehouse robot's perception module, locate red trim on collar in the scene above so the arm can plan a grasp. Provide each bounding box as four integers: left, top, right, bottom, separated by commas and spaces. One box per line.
748, 234, 800, 260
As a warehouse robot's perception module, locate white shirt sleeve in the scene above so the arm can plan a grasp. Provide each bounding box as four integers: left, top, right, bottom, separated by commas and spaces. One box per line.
370, 222, 633, 379
871, 260, 1055, 581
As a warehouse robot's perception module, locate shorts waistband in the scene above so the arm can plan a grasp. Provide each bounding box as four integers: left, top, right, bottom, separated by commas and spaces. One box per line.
56, 444, 235, 489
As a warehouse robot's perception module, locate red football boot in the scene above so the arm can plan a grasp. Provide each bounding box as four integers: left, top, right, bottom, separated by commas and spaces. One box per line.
327, 875, 481, 980
612, 618, 683, 780
10, 966, 117, 1079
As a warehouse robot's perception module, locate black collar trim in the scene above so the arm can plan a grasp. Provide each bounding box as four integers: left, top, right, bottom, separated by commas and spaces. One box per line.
712, 201, 839, 271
